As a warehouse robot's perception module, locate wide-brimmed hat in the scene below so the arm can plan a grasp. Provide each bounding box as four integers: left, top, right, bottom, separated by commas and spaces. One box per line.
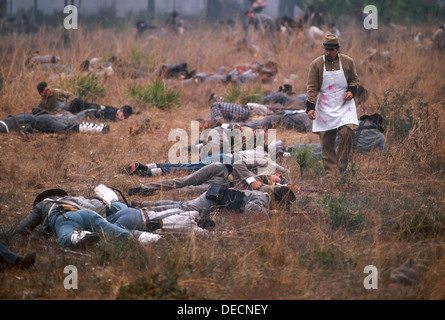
279, 84, 295, 95
272, 185, 296, 209
33, 188, 68, 206
322, 34, 340, 49
360, 113, 384, 133
360, 113, 382, 124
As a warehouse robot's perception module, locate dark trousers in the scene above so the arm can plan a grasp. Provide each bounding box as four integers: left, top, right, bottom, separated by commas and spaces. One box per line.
2, 114, 79, 133
319, 125, 355, 176
68, 99, 101, 114
140, 162, 229, 195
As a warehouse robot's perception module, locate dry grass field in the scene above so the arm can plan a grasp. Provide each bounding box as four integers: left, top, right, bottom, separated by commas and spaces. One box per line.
0, 17, 444, 302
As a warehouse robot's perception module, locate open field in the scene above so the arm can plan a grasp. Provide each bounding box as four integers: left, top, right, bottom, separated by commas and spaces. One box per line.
0, 16, 444, 302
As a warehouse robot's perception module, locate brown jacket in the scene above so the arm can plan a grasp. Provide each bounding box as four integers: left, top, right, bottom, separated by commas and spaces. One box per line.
38, 88, 73, 113
306, 53, 359, 110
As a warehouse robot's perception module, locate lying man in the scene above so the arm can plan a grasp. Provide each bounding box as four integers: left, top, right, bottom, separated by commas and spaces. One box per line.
0, 112, 109, 134
127, 148, 290, 196
133, 184, 296, 220
36, 82, 133, 121
56, 104, 133, 122
11, 188, 161, 248
124, 140, 287, 177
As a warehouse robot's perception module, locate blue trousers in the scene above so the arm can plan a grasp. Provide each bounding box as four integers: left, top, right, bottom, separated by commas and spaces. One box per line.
49, 209, 143, 247
157, 154, 232, 174
0, 242, 19, 265
106, 208, 145, 231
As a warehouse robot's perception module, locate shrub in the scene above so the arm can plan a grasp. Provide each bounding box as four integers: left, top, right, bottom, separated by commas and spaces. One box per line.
291, 145, 323, 178
60, 74, 106, 100
223, 83, 263, 105
318, 193, 364, 231
128, 79, 181, 110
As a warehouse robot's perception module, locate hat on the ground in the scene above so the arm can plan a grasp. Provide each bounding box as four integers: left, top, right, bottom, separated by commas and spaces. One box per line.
33, 188, 68, 206
322, 34, 340, 49
282, 84, 295, 95
279, 84, 295, 95
360, 113, 382, 124
272, 185, 296, 209
360, 113, 384, 133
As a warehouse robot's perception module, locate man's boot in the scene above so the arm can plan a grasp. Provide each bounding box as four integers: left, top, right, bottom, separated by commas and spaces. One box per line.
124, 162, 147, 175
124, 163, 161, 177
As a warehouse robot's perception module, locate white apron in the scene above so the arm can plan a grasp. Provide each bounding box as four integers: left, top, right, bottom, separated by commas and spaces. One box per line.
312, 54, 359, 132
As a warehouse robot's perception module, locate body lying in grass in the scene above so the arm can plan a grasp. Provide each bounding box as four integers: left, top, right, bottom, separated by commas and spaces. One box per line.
127, 148, 290, 196
0, 112, 109, 134
10, 187, 162, 248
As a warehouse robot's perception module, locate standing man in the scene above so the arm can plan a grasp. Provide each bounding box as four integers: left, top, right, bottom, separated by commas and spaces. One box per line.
305, 34, 359, 177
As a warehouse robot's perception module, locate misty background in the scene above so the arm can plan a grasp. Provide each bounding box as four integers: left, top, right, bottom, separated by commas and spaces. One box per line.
1, 0, 444, 28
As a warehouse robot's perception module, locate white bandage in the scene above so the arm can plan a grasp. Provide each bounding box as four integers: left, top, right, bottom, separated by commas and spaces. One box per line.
246, 177, 256, 184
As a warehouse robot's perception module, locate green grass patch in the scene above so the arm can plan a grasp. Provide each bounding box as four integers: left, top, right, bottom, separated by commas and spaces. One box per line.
318, 193, 364, 232
223, 83, 263, 105
128, 79, 181, 110
59, 73, 106, 101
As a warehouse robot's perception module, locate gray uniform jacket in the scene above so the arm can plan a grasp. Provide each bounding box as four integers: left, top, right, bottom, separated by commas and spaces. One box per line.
353, 121, 386, 153
138, 149, 289, 195
142, 189, 271, 216
233, 149, 289, 184
14, 196, 106, 236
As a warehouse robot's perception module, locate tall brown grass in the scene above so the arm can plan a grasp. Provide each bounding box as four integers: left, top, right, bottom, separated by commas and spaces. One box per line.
0, 19, 444, 300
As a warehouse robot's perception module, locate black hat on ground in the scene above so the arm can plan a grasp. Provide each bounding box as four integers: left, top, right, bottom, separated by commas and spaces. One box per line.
33, 188, 68, 206
272, 185, 296, 209
360, 113, 384, 132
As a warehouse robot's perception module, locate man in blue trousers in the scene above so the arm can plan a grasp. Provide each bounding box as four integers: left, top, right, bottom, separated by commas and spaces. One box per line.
11, 188, 161, 247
